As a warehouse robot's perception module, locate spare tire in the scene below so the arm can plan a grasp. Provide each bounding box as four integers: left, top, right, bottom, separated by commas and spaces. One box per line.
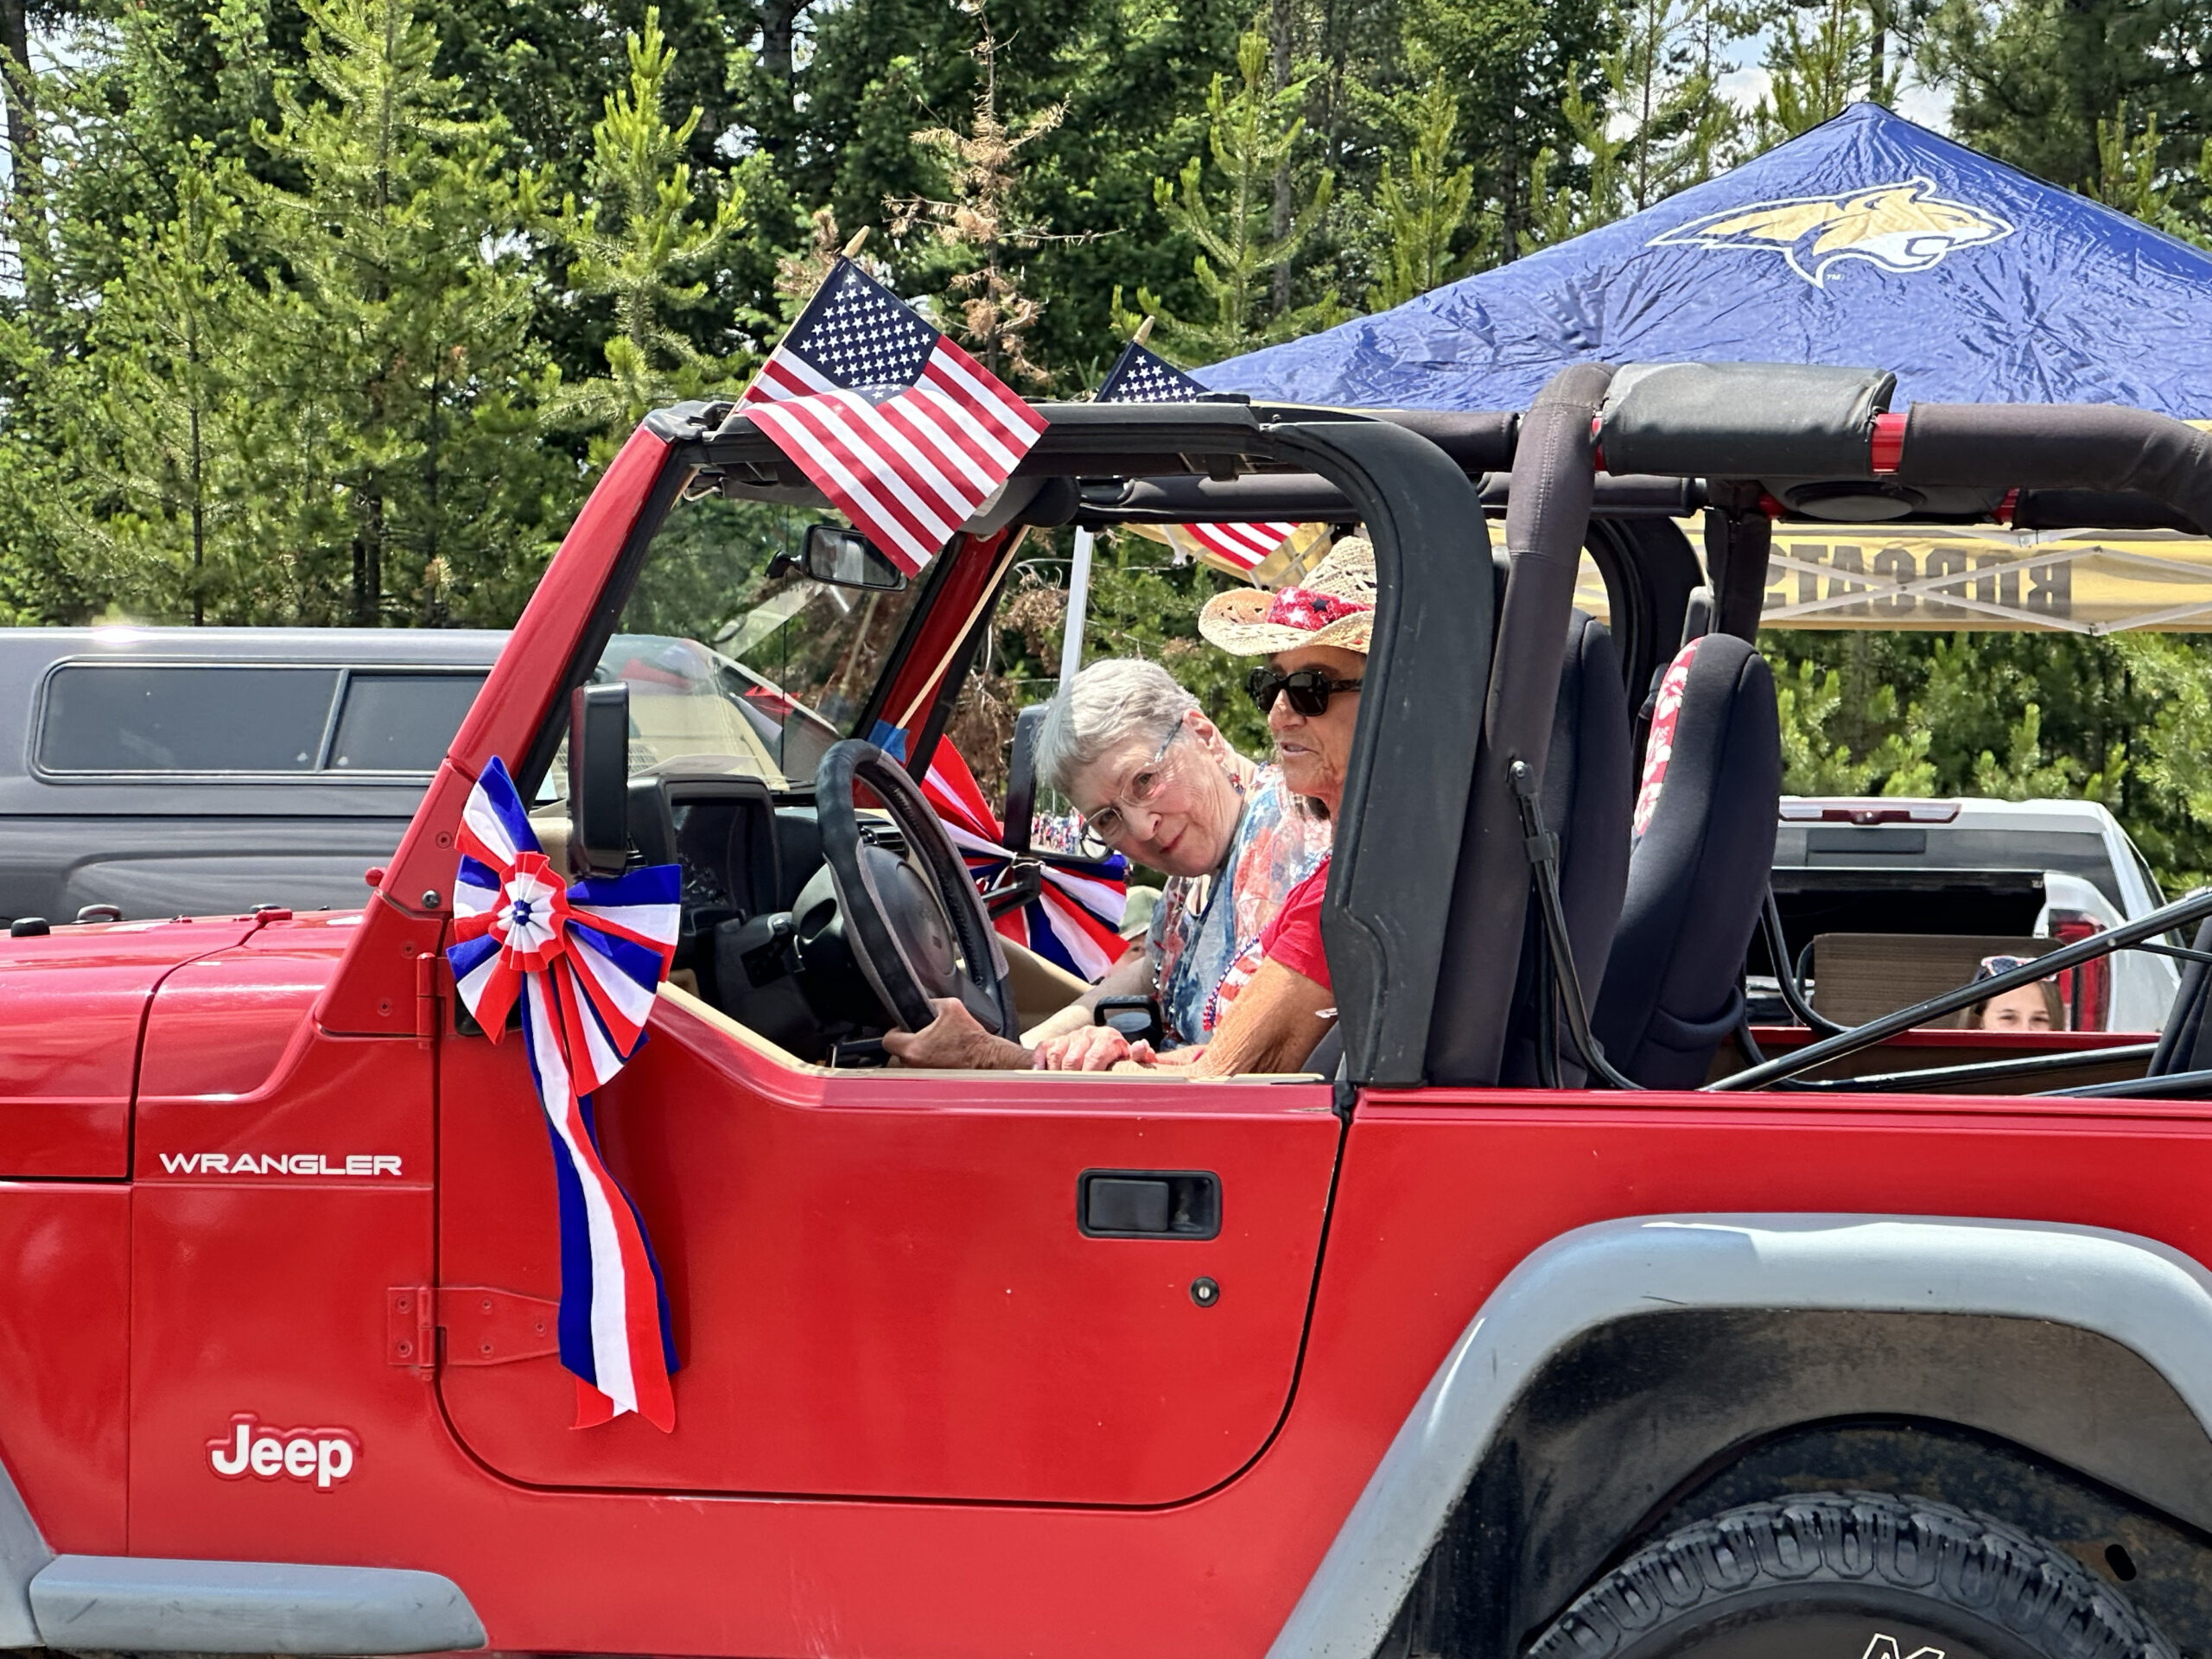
1526, 1491, 2174, 1659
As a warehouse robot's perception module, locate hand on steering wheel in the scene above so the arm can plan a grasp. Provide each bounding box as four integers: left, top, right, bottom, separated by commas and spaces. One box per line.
813, 740, 1018, 1036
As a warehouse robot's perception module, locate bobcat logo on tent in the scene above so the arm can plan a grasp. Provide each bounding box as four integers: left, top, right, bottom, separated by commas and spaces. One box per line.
1650, 178, 2012, 286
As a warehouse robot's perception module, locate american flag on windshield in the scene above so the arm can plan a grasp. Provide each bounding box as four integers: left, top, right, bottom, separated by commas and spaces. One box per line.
1096, 339, 1297, 574
738, 259, 1047, 575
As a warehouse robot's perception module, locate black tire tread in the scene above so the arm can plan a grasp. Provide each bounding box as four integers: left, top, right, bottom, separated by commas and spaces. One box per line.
1526, 1491, 2177, 1659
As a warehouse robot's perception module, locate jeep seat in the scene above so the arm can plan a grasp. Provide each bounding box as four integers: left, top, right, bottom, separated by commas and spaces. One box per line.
2149, 915, 2212, 1076
1591, 633, 1782, 1089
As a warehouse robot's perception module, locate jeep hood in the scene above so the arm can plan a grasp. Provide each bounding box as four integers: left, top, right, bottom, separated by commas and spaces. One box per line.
0, 913, 357, 1179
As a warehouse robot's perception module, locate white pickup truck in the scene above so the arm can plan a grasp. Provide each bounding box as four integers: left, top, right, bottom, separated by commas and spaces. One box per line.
1769, 795, 2181, 1031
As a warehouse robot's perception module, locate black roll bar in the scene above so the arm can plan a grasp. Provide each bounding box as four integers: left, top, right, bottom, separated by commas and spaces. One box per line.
1708, 886, 2212, 1091
1897, 404, 2212, 530
1425, 363, 1614, 1086
1778, 1041, 2159, 1094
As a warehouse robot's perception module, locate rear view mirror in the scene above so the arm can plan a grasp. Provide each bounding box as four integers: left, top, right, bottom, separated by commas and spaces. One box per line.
800, 524, 908, 591
568, 683, 632, 879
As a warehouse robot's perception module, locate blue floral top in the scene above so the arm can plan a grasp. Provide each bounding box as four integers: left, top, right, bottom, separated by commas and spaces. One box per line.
1147, 763, 1332, 1047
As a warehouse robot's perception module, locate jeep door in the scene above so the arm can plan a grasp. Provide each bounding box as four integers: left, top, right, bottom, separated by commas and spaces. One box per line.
430, 492, 1343, 1506
435, 1013, 1339, 1504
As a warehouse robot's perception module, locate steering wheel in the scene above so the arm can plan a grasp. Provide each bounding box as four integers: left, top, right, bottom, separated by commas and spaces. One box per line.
814, 740, 1018, 1035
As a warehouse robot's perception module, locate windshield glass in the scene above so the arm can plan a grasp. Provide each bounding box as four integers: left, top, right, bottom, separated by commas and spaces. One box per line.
563, 493, 925, 794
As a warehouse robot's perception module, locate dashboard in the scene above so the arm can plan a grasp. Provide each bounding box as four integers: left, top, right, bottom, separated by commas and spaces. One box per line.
626, 770, 791, 948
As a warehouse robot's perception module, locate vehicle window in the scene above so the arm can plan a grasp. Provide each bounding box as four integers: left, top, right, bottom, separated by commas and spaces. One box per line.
39, 665, 340, 773
556, 495, 925, 793
2128, 839, 2165, 907
329, 673, 487, 771
1772, 824, 2126, 909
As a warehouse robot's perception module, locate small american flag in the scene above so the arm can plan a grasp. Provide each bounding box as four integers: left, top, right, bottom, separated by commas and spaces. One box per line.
738, 260, 1047, 574
1096, 339, 1297, 574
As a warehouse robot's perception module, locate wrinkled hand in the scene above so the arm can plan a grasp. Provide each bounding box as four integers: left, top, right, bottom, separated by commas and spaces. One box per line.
881, 998, 1028, 1070
1032, 1027, 1162, 1071
1031, 1024, 1131, 1071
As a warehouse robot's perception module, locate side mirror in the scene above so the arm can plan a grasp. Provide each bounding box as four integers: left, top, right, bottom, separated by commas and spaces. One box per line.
800, 524, 908, 591
568, 683, 632, 879
1001, 703, 1049, 857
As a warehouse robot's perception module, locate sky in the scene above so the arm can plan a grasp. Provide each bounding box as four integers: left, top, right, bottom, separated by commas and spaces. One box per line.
1714, 63, 1956, 130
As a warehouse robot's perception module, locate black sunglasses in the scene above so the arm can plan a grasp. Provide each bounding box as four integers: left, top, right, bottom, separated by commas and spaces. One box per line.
1247, 664, 1363, 716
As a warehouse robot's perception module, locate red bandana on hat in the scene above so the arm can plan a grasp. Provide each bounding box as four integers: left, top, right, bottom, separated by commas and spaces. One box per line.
1266, 587, 1372, 631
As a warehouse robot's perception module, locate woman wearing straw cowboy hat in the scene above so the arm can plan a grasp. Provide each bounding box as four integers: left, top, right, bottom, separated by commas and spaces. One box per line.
1088, 532, 1362, 1079
882, 537, 1371, 1075
1052, 536, 1372, 1077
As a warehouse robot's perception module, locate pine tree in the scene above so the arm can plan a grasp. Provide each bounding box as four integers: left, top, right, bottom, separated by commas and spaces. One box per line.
67, 157, 268, 623
251, 0, 560, 625
1119, 24, 1341, 362
1367, 78, 1475, 310
1915, 0, 2212, 205
1606, 0, 1739, 213
540, 7, 750, 437
2087, 97, 2212, 246
1755, 0, 1897, 148
1401, 0, 1609, 264
1517, 0, 1745, 251
887, 0, 1070, 385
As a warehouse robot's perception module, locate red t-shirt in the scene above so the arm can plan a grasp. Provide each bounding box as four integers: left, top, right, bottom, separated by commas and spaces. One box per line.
1259, 857, 1332, 990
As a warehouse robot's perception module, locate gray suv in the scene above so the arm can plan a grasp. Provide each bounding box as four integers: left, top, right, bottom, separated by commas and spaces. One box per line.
0, 627, 503, 925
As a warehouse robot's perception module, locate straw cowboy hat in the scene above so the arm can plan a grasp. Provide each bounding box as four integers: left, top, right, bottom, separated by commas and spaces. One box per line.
1197, 537, 1376, 656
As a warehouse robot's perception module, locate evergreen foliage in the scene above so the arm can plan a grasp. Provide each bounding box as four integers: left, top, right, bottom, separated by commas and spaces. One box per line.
1754, 0, 1897, 144
1121, 24, 1343, 361
538, 5, 751, 439
1366, 79, 1474, 310
7, 0, 2212, 883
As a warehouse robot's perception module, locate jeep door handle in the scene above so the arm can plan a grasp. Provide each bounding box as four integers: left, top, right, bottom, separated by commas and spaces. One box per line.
1077, 1169, 1221, 1238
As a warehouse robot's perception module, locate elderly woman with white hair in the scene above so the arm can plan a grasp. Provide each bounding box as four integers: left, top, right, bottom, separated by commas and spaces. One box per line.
882, 653, 1331, 1070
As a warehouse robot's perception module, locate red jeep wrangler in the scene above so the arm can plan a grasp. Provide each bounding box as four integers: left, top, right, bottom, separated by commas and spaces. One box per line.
5, 362, 2212, 1659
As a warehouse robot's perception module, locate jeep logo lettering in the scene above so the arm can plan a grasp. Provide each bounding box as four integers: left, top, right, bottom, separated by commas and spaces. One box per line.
207, 1414, 359, 1491
160, 1152, 403, 1177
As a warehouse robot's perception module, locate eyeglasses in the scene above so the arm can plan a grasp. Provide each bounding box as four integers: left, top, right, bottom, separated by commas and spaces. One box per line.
1078, 726, 1183, 847
1974, 954, 2044, 982
1247, 664, 1363, 717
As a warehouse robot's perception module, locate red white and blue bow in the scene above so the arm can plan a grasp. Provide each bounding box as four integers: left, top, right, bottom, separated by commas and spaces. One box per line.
446, 757, 683, 1432
923, 742, 1131, 982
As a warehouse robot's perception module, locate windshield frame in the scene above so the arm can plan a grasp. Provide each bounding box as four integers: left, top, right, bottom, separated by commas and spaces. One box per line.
516, 462, 965, 802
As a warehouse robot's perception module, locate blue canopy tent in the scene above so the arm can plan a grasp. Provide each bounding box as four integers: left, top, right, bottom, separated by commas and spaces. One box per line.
1202, 102, 2212, 418
1200, 103, 2212, 633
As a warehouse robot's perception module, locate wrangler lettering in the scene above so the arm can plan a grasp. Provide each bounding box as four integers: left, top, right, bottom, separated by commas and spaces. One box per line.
154, 1150, 404, 1178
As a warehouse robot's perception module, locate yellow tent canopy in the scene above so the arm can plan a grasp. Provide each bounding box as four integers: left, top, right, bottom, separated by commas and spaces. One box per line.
1131, 512, 2212, 635
1570, 519, 2212, 633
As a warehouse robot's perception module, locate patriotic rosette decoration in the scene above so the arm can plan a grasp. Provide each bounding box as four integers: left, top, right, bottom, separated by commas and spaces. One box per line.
922, 741, 1132, 982
445, 757, 684, 1432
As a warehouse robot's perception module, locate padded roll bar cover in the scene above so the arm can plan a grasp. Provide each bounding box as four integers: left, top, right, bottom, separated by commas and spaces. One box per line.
1497, 611, 1633, 1087
1592, 633, 1782, 1088
1898, 403, 2212, 534
1427, 363, 1613, 1086
1265, 420, 1497, 1086
1598, 363, 1896, 480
